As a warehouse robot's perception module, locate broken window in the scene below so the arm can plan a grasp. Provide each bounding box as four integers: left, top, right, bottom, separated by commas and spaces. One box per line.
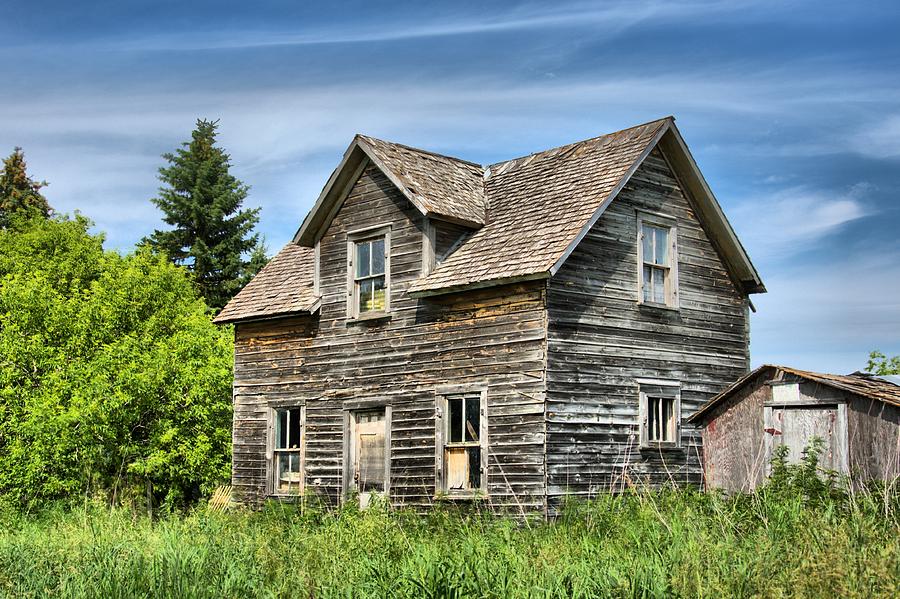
348, 226, 390, 318
639, 382, 681, 447
638, 216, 678, 308
272, 407, 303, 494
440, 392, 485, 495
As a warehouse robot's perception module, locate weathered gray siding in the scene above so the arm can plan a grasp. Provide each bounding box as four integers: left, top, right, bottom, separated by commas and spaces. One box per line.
232, 164, 548, 512
848, 397, 900, 481
545, 148, 750, 504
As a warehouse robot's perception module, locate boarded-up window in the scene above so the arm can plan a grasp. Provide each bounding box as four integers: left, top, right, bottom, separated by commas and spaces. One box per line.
637, 214, 678, 308
437, 391, 487, 496
271, 407, 304, 494
638, 381, 681, 447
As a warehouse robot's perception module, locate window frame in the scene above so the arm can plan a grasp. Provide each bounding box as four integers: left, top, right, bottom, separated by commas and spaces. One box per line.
346, 224, 392, 320
434, 386, 488, 498
637, 379, 681, 449
266, 404, 306, 496
636, 212, 679, 309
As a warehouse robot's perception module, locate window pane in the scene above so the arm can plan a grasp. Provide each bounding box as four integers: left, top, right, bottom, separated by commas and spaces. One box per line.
371, 276, 386, 311
371, 238, 385, 275
288, 408, 302, 448
276, 409, 288, 449
653, 267, 665, 303
449, 397, 463, 442
356, 241, 371, 278
358, 278, 373, 313
654, 228, 668, 265
642, 225, 653, 264
465, 398, 480, 442
277, 453, 302, 493
467, 446, 482, 489
648, 397, 659, 441
642, 265, 653, 303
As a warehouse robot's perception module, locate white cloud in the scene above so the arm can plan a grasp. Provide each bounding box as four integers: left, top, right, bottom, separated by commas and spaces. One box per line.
731, 184, 872, 261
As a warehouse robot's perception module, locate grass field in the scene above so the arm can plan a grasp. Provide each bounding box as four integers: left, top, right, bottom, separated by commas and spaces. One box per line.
1, 449, 899, 599
1, 476, 898, 599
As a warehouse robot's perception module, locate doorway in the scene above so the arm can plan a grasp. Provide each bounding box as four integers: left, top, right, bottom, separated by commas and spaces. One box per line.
348, 408, 389, 508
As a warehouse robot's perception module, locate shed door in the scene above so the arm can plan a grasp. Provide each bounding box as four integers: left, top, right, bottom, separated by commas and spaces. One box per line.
349, 409, 387, 509
768, 405, 847, 473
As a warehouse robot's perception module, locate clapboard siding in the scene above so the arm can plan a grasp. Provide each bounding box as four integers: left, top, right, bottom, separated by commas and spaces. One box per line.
232, 164, 548, 512
545, 148, 750, 507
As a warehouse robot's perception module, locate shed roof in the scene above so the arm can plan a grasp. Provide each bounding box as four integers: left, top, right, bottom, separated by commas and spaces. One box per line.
218, 116, 766, 323
690, 365, 900, 423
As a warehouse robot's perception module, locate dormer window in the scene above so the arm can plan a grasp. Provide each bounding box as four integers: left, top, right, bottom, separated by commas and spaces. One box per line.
347, 225, 391, 319
637, 213, 678, 308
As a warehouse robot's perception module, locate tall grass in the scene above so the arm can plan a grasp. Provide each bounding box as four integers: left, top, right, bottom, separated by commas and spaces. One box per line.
1, 464, 898, 598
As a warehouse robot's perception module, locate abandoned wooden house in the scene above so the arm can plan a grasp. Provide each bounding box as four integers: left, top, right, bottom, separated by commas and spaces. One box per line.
214, 116, 766, 514
690, 365, 900, 492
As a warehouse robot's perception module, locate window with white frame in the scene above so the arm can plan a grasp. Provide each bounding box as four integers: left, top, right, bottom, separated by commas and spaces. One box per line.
347, 226, 390, 318
638, 382, 681, 447
437, 391, 487, 495
271, 407, 304, 494
637, 215, 678, 307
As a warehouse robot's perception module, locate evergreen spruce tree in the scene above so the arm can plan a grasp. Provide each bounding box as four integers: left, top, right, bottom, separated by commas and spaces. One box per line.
0, 147, 51, 228
146, 119, 266, 309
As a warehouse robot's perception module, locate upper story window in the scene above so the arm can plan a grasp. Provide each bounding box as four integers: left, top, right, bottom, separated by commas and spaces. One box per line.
637, 214, 678, 308
347, 225, 391, 319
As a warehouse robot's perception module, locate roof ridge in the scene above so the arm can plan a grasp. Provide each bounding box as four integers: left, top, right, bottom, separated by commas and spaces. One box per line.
487, 116, 673, 174
356, 134, 483, 168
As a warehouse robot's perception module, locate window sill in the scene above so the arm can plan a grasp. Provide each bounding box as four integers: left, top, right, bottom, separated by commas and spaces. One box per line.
434, 492, 488, 502
267, 492, 305, 501
639, 443, 683, 453
638, 301, 679, 313
346, 312, 392, 325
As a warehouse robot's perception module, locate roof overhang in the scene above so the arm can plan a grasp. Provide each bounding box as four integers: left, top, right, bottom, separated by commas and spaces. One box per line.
294, 136, 482, 247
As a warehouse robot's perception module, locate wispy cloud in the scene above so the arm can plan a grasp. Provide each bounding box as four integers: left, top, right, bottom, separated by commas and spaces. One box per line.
751, 246, 900, 372
37, 1, 769, 52
849, 114, 900, 159
731, 184, 872, 261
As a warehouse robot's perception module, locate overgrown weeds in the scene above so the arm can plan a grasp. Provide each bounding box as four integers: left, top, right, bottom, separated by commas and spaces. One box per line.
0, 459, 898, 598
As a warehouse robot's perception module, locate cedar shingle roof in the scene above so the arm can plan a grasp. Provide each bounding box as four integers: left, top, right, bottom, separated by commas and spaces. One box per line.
690, 365, 900, 423
213, 244, 316, 324
217, 116, 762, 323
357, 135, 486, 226
407, 118, 668, 294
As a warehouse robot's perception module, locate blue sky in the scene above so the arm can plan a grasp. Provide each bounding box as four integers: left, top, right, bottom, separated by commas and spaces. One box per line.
2, 0, 898, 373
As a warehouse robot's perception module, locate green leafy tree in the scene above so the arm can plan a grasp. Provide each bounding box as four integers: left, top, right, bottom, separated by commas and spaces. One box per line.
0, 147, 51, 227
0, 215, 233, 510
866, 350, 900, 375
146, 119, 266, 309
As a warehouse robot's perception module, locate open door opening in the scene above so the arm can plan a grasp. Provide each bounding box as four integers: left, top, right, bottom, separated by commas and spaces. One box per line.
348, 409, 388, 508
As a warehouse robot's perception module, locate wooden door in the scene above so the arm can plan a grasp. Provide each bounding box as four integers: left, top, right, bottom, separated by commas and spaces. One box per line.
767, 405, 847, 473
350, 409, 387, 508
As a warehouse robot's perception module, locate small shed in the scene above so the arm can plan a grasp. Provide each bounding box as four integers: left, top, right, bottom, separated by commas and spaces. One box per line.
689, 365, 900, 492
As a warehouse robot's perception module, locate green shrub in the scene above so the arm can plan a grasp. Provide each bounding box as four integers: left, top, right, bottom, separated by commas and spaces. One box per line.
0, 215, 233, 510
